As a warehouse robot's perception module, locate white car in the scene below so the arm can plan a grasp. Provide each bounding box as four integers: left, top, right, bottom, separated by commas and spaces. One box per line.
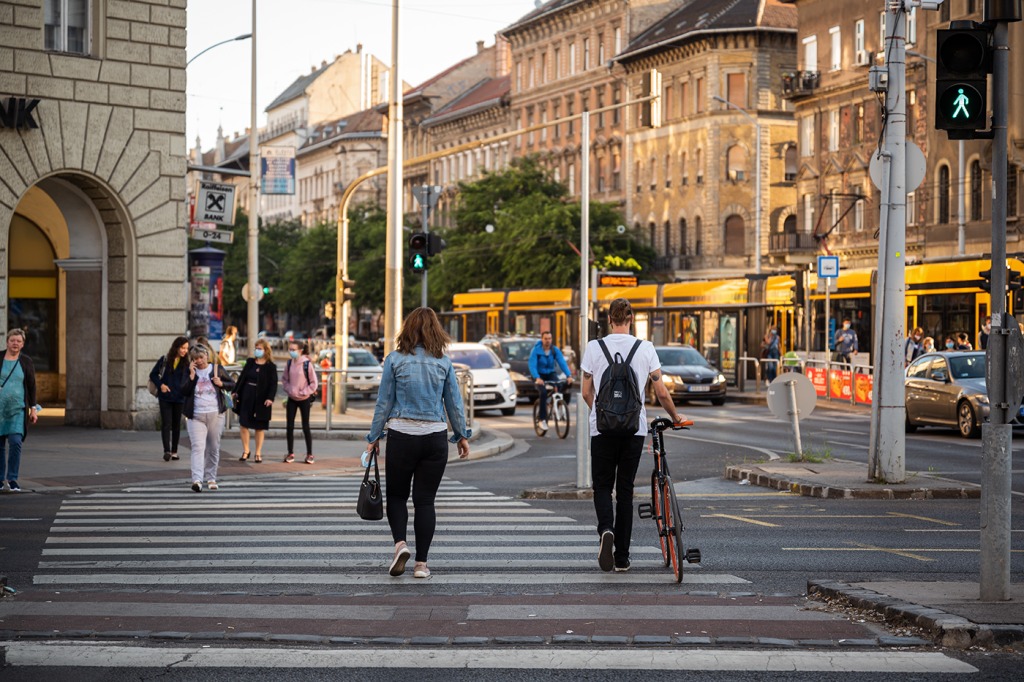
447, 342, 518, 415
345, 348, 383, 399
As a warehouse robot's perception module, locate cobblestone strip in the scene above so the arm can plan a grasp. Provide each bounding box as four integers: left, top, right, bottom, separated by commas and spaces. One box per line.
725, 466, 981, 499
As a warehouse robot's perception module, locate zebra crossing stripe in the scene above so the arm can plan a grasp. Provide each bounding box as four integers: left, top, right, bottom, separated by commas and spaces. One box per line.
32, 572, 745, 585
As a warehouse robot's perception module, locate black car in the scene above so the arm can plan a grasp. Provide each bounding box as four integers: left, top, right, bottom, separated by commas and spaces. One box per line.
647, 345, 727, 405
480, 335, 555, 403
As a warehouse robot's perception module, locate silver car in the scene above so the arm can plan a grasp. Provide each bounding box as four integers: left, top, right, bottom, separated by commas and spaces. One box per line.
905, 351, 993, 438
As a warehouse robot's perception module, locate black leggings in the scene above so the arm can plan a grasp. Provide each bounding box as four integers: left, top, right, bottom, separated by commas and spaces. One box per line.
385, 429, 449, 562
159, 401, 184, 454
285, 396, 313, 455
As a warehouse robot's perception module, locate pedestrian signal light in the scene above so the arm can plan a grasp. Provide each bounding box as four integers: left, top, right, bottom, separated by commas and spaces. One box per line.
261, 286, 273, 295
935, 23, 991, 137
409, 232, 429, 271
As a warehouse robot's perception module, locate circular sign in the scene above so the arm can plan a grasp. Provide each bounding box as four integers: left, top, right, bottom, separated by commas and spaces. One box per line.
868, 141, 926, 192
766, 372, 817, 421
241, 283, 264, 303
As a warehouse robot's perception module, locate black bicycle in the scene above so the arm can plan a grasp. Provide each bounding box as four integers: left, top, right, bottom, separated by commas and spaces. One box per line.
637, 417, 701, 583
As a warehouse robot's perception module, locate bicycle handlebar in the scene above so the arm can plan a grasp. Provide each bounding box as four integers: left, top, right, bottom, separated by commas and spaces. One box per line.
649, 417, 693, 432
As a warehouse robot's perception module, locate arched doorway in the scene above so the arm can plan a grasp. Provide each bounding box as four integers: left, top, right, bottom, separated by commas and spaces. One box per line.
8, 214, 59, 395
724, 214, 745, 255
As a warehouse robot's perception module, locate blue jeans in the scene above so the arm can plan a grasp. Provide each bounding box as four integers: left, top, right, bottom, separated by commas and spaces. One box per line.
536, 373, 562, 421
0, 432, 24, 482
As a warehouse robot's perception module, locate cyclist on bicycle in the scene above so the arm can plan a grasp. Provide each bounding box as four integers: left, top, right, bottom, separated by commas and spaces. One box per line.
528, 331, 573, 432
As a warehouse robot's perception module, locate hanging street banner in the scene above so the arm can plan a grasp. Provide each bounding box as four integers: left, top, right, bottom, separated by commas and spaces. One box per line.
194, 181, 237, 226
261, 146, 296, 195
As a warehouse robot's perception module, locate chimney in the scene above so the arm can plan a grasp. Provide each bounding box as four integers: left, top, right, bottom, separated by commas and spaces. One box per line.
321, 60, 327, 68
356, 43, 363, 53
477, 40, 485, 53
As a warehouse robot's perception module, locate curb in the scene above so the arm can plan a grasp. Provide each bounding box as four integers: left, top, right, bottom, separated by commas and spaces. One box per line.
725, 465, 981, 500
522, 484, 593, 500
808, 579, 1024, 649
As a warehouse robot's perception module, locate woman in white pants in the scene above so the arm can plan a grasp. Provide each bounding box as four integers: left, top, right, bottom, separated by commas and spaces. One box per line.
183, 345, 235, 492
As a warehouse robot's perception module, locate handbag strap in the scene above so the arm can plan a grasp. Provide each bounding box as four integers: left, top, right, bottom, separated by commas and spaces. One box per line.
0, 357, 20, 389
361, 451, 380, 485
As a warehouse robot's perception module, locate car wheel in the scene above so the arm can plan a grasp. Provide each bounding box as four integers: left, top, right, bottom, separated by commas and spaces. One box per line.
711, 397, 725, 406
957, 401, 980, 439
501, 406, 516, 416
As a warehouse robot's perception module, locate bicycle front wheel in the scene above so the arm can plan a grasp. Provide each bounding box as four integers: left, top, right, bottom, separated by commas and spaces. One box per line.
554, 398, 570, 438
663, 477, 685, 583
532, 399, 547, 437
651, 470, 670, 567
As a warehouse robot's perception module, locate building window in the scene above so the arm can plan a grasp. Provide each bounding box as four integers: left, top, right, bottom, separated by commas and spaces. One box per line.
694, 216, 703, 255
829, 26, 841, 71
854, 193, 865, 232
664, 220, 672, 256
598, 35, 605, 65
528, 57, 535, 88
596, 86, 605, 128
696, 148, 703, 184
854, 104, 864, 144
515, 62, 522, 91
968, 0, 977, 13
970, 160, 983, 221
724, 215, 745, 256
615, 27, 622, 54
938, 164, 951, 224
695, 77, 704, 112
583, 38, 590, 70
784, 145, 797, 181
612, 149, 621, 191
664, 154, 671, 188
855, 19, 865, 55
540, 53, 547, 84
635, 160, 641, 193
664, 84, 674, 120
803, 193, 815, 232
649, 223, 656, 249
568, 163, 576, 194
726, 145, 747, 181
596, 156, 605, 192
554, 47, 561, 79
802, 35, 818, 72
681, 151, 688, 185
45, 0, 91, 55
567, 98, 575, 136
829, 109, 839, 152
540, 108, 547, 142
800, 115, 815, 156
831, 191, 841, 234
649, 157, 656, 191
569, 42, 577, 75
552, 101, 561, 138
907, 191, 916, 225
726, 73, 746, 109
680, 81, 689, 117
679, 218, 688, 255
612, 85, 621, 125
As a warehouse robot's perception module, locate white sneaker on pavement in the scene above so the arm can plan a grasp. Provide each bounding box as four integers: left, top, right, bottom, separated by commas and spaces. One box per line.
540, 420, 549, 431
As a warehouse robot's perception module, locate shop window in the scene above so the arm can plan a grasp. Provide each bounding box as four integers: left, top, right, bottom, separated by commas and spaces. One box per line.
8, 214, 58, 372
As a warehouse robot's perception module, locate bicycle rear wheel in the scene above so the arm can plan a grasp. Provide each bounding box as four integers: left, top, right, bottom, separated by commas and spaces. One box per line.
651, 470, 670, 567
532, 400, 547, 437
553, 398, 570, 439
662, 476, 685, 583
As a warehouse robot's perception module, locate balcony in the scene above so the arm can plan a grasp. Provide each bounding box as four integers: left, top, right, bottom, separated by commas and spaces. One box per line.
781, 71, 820, 100
769, 231, 819, 254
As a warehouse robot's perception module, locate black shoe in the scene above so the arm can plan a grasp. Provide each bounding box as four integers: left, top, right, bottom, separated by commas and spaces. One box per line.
614, 560, 631, 573
163, 452, 171, 462
598, 530, 614, 572
191, 481, 202, 493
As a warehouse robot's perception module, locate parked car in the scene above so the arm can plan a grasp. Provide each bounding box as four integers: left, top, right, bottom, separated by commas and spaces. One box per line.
480, 335, 552, 403
344, 348, 383, 399
903, 351, 1021, 438
647, 345, 727, 406
447, 342, 518, 415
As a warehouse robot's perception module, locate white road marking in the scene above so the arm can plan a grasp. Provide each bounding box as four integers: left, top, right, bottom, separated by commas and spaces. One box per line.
31, 572, 745, 585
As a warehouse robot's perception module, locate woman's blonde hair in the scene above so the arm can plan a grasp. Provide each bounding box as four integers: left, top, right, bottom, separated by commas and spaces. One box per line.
396, 307, 450, 358
6, 328, 26, 342
255, 338, 274, 363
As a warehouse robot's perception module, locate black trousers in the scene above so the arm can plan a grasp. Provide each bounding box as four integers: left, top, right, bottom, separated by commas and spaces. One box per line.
591, 434, 645, 565
285, 396, 313, 455
159, 401, 183, 454
385, 430, 449, 562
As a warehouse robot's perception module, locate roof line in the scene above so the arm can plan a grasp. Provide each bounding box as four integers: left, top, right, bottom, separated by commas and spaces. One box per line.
615, 25, 796, 64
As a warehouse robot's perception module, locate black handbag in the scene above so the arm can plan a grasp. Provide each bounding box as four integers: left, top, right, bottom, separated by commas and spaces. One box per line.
356, 452, 384, 520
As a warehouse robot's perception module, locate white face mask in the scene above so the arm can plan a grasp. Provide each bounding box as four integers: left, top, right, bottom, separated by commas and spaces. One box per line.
843, 323, 851, 330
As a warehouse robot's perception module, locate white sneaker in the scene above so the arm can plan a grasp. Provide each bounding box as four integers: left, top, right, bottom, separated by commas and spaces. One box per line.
540, 420, 549, 431
207, 481, 219, 491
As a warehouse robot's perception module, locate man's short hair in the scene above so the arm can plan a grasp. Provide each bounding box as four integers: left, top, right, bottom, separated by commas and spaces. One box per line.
608, 298, 633, 325
541, 330, 552, 337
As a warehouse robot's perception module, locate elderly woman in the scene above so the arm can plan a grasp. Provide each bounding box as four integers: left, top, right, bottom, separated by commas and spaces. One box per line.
365, 307, 471, 579
183, 345, 235, 492
1, 329, 38, 492
233, 337, 278, 463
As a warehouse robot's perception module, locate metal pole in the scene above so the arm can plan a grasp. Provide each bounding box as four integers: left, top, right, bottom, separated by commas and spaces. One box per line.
958, 139, 966, 255
754, 122, 762, 274
876, 5, 907, 483
421, 184, 429, 309
246, 0, 259, 355
786, 377, 803, 457
383, 0, 403, 354
576, 112, 591, 489
868, 153, 891, 481
980, 17, 1012, 602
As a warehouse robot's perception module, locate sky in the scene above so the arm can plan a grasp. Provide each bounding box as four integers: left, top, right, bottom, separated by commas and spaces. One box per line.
185, 0, 535, 152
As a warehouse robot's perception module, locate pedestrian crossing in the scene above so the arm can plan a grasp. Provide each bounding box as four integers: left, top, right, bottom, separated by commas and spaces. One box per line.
36, 476, 747, 588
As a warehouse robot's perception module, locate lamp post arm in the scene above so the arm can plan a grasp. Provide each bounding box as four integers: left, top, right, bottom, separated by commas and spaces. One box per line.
187, 33, 252, 66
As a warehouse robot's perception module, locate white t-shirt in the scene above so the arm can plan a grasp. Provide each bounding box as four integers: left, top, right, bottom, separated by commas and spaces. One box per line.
580, 333, 661, 437
193, 366, 219, 414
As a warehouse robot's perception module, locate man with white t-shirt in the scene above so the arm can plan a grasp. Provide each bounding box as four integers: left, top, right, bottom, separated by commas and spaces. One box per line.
580, 298, 686, 572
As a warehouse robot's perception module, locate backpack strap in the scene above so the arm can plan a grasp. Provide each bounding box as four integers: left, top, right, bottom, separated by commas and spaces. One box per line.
303, 359, 312, 387
624, 339, 642, 365
597, 338, 614, 364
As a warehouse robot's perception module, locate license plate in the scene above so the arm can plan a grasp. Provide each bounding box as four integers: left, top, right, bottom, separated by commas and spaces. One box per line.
688, 385, 710, 392
476, 393, 497, 401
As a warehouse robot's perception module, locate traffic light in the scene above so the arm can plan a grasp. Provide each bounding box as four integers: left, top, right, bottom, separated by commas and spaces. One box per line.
978, 267, 1023, 293
340, 277, 356, 302
324, 301, 335, 319
979, 268, 992, 292
409, 232, 429, 271
427, 232, 446, 256
261, 286, 274, 295
640, 68, 662, 129
935, 22, 992, 137
790, 272, 805, 306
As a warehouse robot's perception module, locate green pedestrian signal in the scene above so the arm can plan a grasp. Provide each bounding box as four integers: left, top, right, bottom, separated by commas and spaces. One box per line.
934, 22, 991, 138
409, 232, 429, 271
411, 253, 426, 271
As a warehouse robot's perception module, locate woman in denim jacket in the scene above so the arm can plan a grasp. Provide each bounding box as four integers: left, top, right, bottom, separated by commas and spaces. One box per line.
365, 307, 471, 579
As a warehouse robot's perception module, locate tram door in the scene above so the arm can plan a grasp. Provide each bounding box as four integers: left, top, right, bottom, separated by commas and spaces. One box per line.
486, 311, 500, 337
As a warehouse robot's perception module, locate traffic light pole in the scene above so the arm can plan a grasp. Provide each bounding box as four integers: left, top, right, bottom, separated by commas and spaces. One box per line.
980, 15, 1012, 603
421, 200, 429, 309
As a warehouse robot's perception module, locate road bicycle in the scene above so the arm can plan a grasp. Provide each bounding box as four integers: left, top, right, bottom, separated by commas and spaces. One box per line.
637, 416, 701, 583
532, 381, 570, 439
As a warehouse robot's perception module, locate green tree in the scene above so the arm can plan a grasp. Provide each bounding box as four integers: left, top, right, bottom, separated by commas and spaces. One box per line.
347, 204, 419, 312
276, 221, 337, 318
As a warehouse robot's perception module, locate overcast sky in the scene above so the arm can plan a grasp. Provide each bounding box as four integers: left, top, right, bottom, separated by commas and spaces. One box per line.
185, 0, 532, 152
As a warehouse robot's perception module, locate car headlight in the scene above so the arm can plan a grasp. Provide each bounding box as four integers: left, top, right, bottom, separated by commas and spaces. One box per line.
976, 394, 990, 405
662, 375, 677, 387
714, 374, 726, 384
509, 371, 529, 383
502, 378, 512, 390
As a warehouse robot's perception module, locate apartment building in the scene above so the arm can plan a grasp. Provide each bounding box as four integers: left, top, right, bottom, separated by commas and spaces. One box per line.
1, 0, 188, 427
616, 0, 799, 279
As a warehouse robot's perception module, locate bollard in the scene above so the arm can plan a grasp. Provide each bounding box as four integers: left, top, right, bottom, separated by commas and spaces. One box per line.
786, 376, 803, 458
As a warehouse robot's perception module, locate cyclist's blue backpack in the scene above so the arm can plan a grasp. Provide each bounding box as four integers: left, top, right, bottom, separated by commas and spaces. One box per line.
595, 338, 643, 436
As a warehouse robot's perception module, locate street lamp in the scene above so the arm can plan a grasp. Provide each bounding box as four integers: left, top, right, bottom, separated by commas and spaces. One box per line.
712, 95, 762, 275
247, 0, 259, 354
186, 33, 251, 66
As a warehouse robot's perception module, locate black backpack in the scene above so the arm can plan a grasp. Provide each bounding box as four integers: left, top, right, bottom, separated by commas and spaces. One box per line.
594, 338, 643, 436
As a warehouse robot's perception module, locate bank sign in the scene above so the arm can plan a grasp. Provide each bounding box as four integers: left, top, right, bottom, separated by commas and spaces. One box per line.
0, 97, 41, 129
194, 181, 237, 226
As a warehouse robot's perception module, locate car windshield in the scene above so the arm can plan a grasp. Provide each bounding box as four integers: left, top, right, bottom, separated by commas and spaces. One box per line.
347, 351, 379, 367
657, 347, 708, 367
501, 340, 537, 362
449, 348, 500, 369
948, 355, 985, 379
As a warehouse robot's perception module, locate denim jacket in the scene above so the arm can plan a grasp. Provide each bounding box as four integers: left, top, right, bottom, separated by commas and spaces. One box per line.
366, 346, 472, 444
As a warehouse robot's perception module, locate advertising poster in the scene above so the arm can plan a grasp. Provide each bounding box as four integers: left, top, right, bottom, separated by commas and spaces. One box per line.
719, 314, 737, 380
854, 372, 873, 405
805, 366, 828, 396
829, 368, 853, 400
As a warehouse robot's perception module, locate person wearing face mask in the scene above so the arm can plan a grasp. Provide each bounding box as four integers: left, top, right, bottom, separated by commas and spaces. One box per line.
761, 326, 780, 382
904, 327, 924, 366
955, 332, 973, 351
833, 318, 858, 364
921, 336, 936, 354
183, 345, 235, 492
232, 338, 278, 463
979, 316, 991, 350
944, 336, 957, 351
281, 340, 318, 464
